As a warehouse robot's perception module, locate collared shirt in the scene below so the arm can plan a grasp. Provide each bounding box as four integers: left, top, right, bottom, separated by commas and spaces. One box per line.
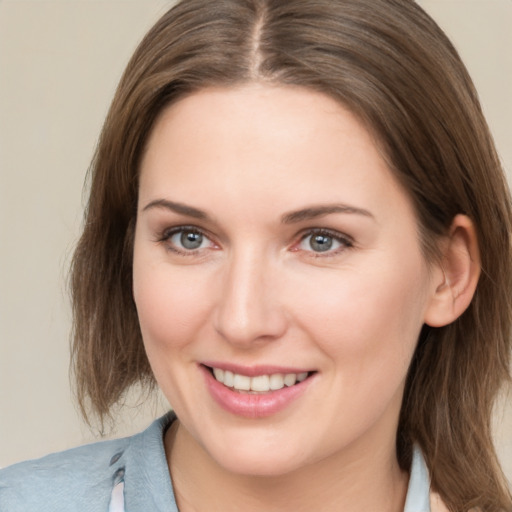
0, 412, 433, 512
405, 445, 432, 512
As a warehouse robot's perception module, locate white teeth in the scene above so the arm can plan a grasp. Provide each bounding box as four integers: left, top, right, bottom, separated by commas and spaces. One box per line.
211, 368, 309, 392
283, 373, 297, 387
233, 374, 251, 391
213, 368, 224, 381
297, 372, 308, 382
269, 373, 285, 390
250, 375, 270, 392
224, 370, 234, 387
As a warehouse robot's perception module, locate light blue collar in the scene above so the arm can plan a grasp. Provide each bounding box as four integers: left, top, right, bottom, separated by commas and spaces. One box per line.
404, 445, 431, 512
107, 415, 432, 512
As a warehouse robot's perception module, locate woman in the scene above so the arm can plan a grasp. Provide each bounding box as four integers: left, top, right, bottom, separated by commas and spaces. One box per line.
1, 0, 511, 511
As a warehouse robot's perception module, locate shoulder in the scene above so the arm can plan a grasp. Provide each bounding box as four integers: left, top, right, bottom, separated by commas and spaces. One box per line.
0, 436, 130, 512
0, 413, 175, 512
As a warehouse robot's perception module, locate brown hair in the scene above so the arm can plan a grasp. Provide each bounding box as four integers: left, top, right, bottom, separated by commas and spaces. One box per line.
70, 0, 512, 509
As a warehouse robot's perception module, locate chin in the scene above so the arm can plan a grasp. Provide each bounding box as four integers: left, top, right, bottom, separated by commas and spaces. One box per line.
213, 449, 305, 478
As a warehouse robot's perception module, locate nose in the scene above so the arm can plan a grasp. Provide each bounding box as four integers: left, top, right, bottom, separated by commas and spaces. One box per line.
213, 249, 288, 348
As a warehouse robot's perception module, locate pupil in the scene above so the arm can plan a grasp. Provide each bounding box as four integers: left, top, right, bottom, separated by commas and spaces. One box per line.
311, 234, 332, 252
181, 231, 203, 249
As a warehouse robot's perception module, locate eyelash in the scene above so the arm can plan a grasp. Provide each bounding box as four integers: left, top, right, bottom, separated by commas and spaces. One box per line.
157, 225, 216, 256
156, 226, 353, 257
295, 228, 354, 257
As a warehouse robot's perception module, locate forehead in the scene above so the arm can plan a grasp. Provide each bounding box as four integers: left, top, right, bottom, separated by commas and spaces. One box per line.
138, 84, 414, 225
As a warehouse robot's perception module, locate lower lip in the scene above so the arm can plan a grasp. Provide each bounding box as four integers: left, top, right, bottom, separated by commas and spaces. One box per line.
201, 366, 313, 419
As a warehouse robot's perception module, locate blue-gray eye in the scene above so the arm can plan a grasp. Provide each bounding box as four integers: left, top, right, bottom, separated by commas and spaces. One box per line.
169, 229, 207, 250
310, 234, 333, 252
299, 231, 348, 253
181, 231, 203, 249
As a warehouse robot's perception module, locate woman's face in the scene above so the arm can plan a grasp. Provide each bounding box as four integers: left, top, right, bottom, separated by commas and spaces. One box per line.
133, 84, 439, 476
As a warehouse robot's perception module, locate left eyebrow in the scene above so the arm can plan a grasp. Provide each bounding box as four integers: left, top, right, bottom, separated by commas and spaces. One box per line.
142, 199, 210, 220
281, 204, 374, 224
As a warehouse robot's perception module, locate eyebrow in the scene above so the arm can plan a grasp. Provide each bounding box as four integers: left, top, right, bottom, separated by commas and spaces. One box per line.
281, 204, 374, 224
142, 198, 374, 224
142, 199, 209, 220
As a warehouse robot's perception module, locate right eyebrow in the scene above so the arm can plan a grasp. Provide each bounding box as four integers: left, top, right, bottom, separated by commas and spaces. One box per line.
142, 199, 210, 220
281, 203, 374, 224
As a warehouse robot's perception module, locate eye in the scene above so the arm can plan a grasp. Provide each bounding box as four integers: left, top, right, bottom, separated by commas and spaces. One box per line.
172, 229, 206, 250
159, 226, 216, 254
298, 229, 352, 254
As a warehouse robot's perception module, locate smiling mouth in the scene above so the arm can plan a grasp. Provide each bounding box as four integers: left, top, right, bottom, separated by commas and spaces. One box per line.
205, 366, 313, 393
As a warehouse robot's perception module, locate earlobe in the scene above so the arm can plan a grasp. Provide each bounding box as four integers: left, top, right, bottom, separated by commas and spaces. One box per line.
424, 214, 481, 328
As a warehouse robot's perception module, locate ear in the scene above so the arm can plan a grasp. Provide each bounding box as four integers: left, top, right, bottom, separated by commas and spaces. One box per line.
424, 214, 481, 327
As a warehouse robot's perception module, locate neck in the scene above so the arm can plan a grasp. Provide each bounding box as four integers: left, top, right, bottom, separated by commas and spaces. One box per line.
165, 420, 408, 512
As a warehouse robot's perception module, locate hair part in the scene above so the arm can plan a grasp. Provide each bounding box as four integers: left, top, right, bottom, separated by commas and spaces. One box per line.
70, 1, 512, 509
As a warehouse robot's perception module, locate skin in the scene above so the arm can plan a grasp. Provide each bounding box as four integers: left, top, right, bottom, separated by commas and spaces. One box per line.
133, 84, 467, 512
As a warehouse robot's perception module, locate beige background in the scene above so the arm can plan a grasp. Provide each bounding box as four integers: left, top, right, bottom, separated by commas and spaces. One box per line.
0, 0, 511, 482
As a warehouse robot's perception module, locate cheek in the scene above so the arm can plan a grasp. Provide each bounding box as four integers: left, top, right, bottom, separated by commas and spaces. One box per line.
133, 259, 217, 413
290, 257, 430, 368
133, 258, 212, 353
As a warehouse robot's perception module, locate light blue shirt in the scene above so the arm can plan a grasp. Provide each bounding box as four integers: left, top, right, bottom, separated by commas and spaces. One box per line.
0, 412, 431, 511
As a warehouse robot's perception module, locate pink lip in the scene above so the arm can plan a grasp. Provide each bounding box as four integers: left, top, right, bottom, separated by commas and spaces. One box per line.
200, 364, 315, 419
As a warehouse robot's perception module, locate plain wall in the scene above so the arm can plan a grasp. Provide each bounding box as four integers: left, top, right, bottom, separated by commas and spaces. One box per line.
1, 0, 511, 482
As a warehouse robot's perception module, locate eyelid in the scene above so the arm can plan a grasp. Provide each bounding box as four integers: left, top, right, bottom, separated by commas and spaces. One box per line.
157, 225, 218, 255
293, 227, 354, 255
159, 224, 202, 240
155, 224, 353, 257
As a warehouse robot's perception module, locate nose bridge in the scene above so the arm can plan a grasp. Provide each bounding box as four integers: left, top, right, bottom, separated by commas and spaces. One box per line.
214, 244, 287, 346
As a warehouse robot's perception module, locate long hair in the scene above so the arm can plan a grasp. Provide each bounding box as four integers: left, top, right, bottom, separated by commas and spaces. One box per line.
70, 1, 512, 509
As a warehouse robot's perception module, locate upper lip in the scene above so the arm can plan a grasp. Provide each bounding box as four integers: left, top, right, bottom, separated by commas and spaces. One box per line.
201, 362, 314, 377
